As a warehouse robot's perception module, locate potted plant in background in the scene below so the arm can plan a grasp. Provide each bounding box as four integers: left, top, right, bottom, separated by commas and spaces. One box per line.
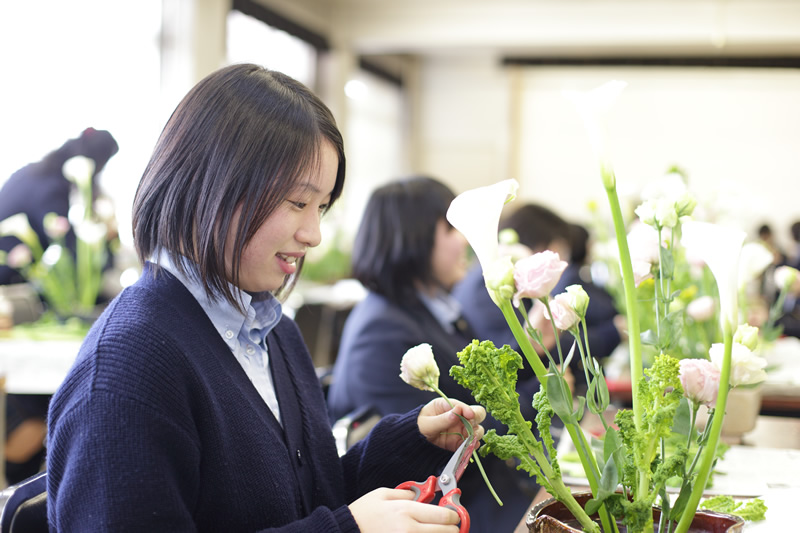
0, 155, 116, 339
401, 81, 771, 532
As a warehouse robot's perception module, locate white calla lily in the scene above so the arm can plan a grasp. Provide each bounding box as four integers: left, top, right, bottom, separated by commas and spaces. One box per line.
681, 220, 746, 334
563, 80, 627, 186
737, 242, 774, 288
446, 179, 519, 271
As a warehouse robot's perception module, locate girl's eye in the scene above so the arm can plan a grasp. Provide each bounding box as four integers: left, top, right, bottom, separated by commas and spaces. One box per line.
319, 204, 329, 212
289, 200, 307, 209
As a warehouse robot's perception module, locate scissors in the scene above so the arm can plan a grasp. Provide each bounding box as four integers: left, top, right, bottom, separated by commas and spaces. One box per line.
395, 435, 478, 533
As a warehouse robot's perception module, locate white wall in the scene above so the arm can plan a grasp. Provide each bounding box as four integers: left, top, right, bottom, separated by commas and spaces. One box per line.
517, 66, 800, 246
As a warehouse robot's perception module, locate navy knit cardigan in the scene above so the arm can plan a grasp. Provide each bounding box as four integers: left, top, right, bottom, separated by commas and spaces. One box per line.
47, 265, 450, 531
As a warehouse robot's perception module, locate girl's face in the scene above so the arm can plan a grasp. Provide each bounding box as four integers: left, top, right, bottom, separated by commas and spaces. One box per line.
431, 219, 469, 291
226, 141, 338, 293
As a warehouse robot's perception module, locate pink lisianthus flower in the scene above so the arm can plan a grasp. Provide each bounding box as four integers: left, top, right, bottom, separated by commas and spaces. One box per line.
679, 359, 720, 407
512, 250, 567, 307
544, 293, 580, 331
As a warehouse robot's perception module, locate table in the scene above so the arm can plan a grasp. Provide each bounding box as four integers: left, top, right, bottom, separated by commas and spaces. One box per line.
513, 415, 800, 532
604, 337, 800, 416
1, 338, 82, 394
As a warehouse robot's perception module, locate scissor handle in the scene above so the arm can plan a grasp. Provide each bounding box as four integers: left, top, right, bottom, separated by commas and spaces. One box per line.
440, 488, 469, 533
395, 475, 437, 504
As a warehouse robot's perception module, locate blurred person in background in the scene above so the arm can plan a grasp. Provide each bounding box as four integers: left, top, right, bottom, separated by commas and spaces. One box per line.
328, 176, 536, 533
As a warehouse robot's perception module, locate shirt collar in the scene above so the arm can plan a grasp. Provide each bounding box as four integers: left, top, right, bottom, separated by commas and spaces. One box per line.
417, 288, 462, 333
151, 250, 282, 350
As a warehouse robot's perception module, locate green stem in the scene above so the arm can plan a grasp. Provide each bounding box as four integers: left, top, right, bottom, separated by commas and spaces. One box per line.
673, 331, 733, 533
497, 298, 548, 379
429, 383, 503, 506
603, 169, 647, 509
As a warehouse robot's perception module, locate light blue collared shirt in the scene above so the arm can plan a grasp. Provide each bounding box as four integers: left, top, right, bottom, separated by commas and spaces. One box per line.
153, 250, 284, 425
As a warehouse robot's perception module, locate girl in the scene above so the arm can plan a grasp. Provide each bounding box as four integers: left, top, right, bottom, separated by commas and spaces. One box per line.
47, 64, 483, 532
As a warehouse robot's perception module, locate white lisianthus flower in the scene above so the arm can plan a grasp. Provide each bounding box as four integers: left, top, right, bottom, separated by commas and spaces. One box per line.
634, 201, 657, 227
709, 342, 768, 387
565, 284, 590, 318
654, 198, 679, 228
399, 343, 440, 392
733, 324, 760, 352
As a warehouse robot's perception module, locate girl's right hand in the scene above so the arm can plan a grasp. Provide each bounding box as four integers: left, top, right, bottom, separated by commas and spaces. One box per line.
348, 487, 461, 532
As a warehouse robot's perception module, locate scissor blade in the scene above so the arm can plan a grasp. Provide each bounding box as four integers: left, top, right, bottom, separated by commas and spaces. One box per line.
442, 434, 478, 484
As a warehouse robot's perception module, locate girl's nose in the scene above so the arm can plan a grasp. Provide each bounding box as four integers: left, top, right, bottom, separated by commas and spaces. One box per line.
296, 211, 322, 248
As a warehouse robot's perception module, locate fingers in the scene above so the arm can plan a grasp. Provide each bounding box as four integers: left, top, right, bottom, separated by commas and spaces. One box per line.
349, 488, 461, 533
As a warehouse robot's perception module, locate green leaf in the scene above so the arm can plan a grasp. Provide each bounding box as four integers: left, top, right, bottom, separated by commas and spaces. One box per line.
672, 398, 691, 436
585, 497, 603, 516
545, 372, 575, 423
599, 450, 619, 494
670, 479, 693, 520
640, 329, 658, 345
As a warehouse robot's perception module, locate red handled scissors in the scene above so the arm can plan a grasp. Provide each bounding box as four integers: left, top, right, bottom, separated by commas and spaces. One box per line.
395, 435, 479, 533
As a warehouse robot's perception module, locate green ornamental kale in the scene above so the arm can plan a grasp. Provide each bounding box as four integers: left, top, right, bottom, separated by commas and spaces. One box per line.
700, 495, 768, 522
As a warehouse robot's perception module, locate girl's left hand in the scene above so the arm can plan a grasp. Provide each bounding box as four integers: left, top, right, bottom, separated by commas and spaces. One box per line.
417, 397, 485, 452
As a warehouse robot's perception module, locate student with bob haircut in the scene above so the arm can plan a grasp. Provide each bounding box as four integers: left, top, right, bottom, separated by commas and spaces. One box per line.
47, 64, 485, 532
328, 175, 535, 533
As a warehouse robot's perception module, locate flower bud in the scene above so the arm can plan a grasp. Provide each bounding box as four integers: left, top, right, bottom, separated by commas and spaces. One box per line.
774, 265, 799, 291
679, 358, 720, 407
43, 213, 70, 240
400, 343, 440, 392
484, 256, 516, 305
7, 244, 32, 268
564, 284, 590, 318
733, 324, 759, 351
544, 293, 580, 331
675, 193, 697, 218
498, 228, 519, 245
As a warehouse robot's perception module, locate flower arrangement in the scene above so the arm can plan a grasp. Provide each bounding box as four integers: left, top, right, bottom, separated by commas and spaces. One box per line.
0, 155, 113, 323
400, 81, 776, 532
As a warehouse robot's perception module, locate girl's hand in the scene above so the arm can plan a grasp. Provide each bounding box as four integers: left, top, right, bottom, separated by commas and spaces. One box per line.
349, 487, 460, 533
417, 397, 485, 452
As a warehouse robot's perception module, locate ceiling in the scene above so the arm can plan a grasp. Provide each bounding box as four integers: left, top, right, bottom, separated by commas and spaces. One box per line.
258, 0, 800, 58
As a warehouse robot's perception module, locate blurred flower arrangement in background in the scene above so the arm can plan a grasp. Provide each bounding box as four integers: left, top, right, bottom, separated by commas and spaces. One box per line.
0, 156, 117, 329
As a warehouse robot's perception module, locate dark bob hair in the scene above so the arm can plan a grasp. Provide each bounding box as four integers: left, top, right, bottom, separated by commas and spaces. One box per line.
351, 176, 455, 305
500, 203, 570, 253
132, 63, 346, 307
